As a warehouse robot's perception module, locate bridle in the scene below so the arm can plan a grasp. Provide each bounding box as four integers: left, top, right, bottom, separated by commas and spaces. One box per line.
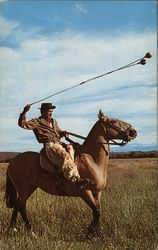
65, 119, 131, 147
99, 119, 131, 146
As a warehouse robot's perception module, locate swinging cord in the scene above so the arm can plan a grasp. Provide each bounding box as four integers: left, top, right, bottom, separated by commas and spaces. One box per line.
29, 52, 152, 106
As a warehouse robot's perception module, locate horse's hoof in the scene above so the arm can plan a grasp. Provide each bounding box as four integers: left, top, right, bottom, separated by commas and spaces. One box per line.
5, 226, 18, 234
86, 233, 92, 240
13, 227, 18, 233
25, 223, 31, 232
87, 224, 101, 236
31, 231, 38, 239
88, 226, 94, 234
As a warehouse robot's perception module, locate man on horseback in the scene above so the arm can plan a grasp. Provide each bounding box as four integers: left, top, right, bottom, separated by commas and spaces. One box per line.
18, 103, 89, 189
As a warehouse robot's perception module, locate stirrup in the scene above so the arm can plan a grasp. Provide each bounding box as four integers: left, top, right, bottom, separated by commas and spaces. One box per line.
76, 178, 90, 189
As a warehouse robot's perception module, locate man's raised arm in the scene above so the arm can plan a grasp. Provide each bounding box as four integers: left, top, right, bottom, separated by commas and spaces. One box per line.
18, 104, 36, 130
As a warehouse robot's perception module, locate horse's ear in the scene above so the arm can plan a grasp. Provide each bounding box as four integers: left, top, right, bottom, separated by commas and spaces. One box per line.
98, 109, 105, 120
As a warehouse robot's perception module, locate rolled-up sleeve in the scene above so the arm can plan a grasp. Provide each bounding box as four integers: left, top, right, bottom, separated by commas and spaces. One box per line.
18, 112, 38, 130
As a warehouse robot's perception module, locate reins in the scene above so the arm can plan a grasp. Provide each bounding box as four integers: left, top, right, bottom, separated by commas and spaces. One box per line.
65, 131, 127, 146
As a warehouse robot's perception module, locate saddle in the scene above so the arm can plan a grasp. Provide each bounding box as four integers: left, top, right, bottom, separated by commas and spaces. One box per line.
40, 142, 81, 174
40, 148, 58, 174
40, 148, 66, 193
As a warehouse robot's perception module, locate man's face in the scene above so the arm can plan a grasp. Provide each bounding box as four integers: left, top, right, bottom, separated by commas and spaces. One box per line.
47, 109, 53, 119
41, 109, 53, 120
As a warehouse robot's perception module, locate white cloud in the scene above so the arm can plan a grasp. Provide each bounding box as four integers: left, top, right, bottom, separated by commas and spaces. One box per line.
0, 0, 8, 3
0, 25, 157, 151
0, 13, 42, 44
76, 3, 88, 14
0, 14, 19, 40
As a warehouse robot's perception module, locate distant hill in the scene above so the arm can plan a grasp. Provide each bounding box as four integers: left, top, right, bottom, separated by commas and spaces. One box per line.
110, 150, 158, 159
0, 152, 19, 163
0, 150, 157, 163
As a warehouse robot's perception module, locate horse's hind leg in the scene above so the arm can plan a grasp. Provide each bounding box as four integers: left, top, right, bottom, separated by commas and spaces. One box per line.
10, 207, 18, 228
17, 186, 37, 231
16, 197, 31, 231
8, 198, 29, 231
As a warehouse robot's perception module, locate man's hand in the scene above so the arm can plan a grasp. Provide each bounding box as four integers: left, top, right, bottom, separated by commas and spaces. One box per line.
23, 104, 31, 113
60, 130, 69, 138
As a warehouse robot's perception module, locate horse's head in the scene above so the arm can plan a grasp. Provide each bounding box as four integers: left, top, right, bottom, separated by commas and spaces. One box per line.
98, 110, 137, 143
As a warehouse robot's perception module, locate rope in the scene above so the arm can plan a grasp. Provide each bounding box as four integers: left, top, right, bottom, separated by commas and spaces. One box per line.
66, 131, 86, 140
65, 131, 127, 146
29, 52, 151, 106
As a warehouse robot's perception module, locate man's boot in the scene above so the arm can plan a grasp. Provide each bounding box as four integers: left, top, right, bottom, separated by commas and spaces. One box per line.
76, 178, 90, 189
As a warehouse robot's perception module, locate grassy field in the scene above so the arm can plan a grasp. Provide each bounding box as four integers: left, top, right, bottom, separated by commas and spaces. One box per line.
0, 158, 157, 250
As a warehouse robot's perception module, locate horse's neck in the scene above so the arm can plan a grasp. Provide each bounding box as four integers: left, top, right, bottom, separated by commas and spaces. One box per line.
81, 122, 109, 166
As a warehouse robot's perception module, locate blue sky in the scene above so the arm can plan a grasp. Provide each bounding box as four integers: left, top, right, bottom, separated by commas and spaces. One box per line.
0, 0, 157, 152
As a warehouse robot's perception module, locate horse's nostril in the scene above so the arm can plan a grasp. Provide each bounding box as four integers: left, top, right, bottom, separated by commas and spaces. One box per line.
129, 129, 137, 138
129, 130, 133, 136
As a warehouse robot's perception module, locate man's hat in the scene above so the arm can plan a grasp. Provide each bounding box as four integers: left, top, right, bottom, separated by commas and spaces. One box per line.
39, 103, 56, 110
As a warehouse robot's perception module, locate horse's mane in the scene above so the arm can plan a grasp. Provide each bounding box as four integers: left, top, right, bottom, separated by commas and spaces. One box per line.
86, 120, 100, 139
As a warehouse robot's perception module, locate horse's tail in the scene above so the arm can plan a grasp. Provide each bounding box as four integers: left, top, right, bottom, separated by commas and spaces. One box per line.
5, 169, 17, 208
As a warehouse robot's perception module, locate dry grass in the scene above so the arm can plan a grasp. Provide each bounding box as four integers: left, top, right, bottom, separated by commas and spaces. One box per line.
0, 163, 8, 191
0, 158, 157, 249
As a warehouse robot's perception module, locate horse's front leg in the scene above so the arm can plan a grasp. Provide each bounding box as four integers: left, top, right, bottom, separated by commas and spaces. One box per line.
89, 191, 102, 233
7, 207, 19, 233
81, 190, 102, 234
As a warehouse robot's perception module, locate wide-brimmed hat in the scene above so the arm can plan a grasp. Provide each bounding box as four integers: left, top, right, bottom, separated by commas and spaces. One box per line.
39, 103, 56, 110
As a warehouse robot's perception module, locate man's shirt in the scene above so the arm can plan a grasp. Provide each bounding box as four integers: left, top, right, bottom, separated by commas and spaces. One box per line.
18, 112, 62, 144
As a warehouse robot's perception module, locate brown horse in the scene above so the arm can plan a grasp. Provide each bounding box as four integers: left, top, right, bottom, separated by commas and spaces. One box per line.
5, 110, 137, 233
